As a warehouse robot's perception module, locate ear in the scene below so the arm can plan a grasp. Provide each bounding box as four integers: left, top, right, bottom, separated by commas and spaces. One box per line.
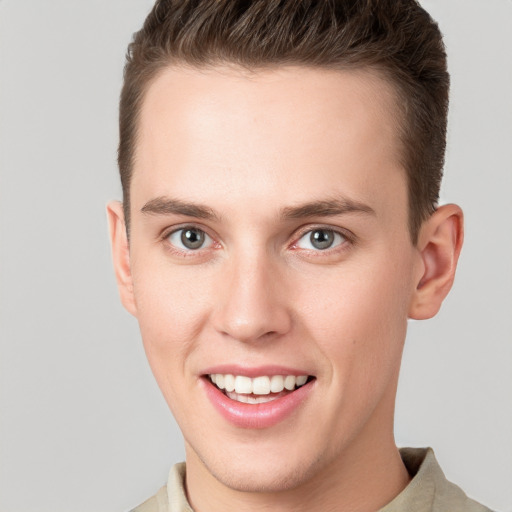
106, 201, 137, 316
408, 204, 464, 320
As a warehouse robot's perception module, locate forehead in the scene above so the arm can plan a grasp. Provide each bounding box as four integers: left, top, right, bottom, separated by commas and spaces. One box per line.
132, 64, 405, 221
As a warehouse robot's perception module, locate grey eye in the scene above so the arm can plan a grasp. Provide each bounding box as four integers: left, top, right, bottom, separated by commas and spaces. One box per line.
311, 229, 334, 249
296, 229, 345, 251
168, 227, 212, 250
181, 228, 205, 249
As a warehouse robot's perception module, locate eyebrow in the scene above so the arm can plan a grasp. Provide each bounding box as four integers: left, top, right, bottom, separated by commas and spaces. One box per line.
141, 197, 219, 220
280, 198, 375, 219
140, 196, 375, 221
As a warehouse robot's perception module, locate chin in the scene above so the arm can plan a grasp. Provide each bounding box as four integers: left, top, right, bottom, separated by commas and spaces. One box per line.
208, 458, 316, 493
193, 436, 331, 494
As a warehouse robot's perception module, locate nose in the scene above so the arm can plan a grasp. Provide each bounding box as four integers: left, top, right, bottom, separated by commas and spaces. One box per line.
212, 252, 292, 343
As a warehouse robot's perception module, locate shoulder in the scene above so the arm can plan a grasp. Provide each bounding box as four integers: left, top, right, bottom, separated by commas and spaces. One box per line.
380, 448, 494, 512
129, 462, 190, 512
425, 451, 493, 512
130, 485, 168, 512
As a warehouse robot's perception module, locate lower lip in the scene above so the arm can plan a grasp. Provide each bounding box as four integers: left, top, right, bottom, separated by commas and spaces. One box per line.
201, 377, 315, 429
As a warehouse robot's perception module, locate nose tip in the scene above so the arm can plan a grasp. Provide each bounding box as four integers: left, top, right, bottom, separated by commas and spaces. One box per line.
212, 258, 292, 343
220, 316, 282, 344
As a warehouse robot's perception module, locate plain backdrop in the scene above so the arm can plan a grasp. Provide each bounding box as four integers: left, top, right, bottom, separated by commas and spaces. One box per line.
0, 1, 511, 511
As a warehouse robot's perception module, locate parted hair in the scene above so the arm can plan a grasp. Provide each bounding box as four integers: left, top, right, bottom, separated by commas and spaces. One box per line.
119, 0, 449, 242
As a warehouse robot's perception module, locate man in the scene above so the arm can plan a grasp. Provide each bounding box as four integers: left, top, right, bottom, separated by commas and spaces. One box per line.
107, 1, 493, 510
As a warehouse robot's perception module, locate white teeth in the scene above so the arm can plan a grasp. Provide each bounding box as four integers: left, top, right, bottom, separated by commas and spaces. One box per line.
224, 374, 235, 392
284, 375, 296, 390
252, 376, 270, 395
226, 390, 281, 404
234, 375, 252, 394
296, 375, 308, 386
215, 374, 225, 390
209, 373, 309, 396
237, 393, 249, 403
270, 375, 285, 393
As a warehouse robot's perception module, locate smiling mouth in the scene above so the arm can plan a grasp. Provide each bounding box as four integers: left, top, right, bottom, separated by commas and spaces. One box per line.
208, 374, 314, 404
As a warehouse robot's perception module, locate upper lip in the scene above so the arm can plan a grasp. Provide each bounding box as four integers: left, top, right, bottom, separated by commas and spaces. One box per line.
201, 364, 314, 378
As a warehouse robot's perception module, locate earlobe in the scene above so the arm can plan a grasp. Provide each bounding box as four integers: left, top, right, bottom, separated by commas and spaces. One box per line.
408, 204, 464, 320
106, 201, 138, 316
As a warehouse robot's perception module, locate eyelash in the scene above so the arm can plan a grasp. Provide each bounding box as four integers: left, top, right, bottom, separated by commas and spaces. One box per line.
290, 226, 354, 255
161, 224, 219, 258
160, 224, 355, 258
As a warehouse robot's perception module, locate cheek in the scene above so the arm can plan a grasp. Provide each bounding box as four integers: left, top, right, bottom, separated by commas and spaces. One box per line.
297, 253, 413, 381
132, 253, 211, 332
130, 259, 213, 395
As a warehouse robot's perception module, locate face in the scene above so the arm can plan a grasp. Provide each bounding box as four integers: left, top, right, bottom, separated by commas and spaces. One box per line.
118, 66, 425, 492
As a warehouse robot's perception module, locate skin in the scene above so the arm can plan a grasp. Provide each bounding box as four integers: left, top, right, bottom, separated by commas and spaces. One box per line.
108, 65, 463, 512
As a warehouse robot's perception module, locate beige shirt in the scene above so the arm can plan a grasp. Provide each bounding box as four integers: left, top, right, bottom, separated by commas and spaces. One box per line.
131, 448, 493, 512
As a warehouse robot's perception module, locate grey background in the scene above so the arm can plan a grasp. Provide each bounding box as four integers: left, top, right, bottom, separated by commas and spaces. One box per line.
0, 1, 510, 511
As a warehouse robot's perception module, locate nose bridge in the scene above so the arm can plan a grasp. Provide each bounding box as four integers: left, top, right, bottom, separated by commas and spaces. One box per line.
213, 246, 291, 343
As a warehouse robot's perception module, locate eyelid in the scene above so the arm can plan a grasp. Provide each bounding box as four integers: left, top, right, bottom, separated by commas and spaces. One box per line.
158, 222, 354, 256
170, 228, 213, 249
160, 222, 213, 240
296, 230, 344, 250
292, 224, 354, 243
289, 224, 355, 252
160, 223, 220, 253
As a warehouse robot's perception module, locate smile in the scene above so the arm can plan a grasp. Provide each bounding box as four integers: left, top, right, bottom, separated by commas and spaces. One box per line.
209, 374, 310, 403
199, 364, 317, 429
203, 370, 315, 428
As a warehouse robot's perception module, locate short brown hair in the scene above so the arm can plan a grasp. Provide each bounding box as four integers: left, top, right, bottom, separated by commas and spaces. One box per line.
118, 0, 449, 242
